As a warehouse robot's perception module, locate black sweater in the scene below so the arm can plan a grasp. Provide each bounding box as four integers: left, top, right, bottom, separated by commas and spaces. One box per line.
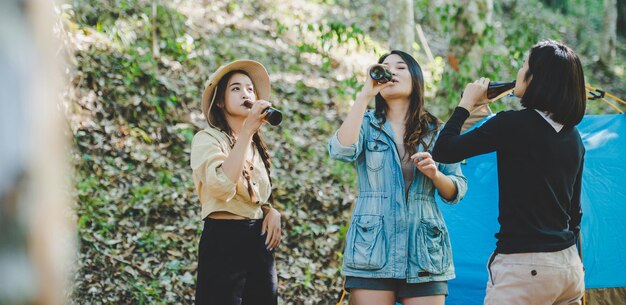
433, 107, 584, 254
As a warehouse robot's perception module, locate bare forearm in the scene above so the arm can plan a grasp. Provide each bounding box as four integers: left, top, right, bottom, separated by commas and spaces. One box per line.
337, 93, 369, 146
432, 172, 457, 201
221, 131, 254, 183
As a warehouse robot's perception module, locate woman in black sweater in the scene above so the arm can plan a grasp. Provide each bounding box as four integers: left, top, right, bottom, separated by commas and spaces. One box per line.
432, 40, 586, 305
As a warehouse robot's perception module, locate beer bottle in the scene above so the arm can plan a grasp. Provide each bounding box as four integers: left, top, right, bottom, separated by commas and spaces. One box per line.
262, 108, 282, 126
486, 81, 516, 99
243, 101, 283, 126
369, 64, 393, 83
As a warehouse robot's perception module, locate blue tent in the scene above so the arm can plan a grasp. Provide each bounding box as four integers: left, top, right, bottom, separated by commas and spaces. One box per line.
438, 114, 626, 304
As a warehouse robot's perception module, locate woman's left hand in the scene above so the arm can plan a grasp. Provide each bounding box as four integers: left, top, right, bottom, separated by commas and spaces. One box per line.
411, 152, 441, 181
262, 207, 282, 251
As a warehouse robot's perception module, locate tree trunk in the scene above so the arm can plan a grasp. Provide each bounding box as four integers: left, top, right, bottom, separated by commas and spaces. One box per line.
387, 0, 415, 52
618, 0, 625, 37
600, 0, 617, 65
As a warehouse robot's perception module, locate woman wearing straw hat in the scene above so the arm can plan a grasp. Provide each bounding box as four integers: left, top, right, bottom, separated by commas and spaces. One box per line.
190, 60, 281, 305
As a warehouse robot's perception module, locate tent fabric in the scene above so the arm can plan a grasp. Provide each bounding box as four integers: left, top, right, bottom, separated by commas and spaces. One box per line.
436, 114, 626, 305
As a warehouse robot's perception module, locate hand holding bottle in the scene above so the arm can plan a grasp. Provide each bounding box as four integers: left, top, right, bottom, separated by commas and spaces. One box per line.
459, 77, 490, 111
243, 100, 282, 126
336, 65, 392, 147
356, 65, 394, 103
242, 100, 271, 135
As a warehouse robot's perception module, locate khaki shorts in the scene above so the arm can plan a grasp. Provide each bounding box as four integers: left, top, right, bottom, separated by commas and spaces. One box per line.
485, 245, 584, 305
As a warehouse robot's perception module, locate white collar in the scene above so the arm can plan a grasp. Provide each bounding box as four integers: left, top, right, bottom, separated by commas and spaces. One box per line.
534, 109, 563, 132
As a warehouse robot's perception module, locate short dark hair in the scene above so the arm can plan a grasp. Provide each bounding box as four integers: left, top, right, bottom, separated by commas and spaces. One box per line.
521, 40, 586, 127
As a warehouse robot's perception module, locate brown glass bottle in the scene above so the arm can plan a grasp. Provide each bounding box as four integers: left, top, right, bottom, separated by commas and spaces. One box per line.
243, 101, 283, 126
487, 81, 516, 99
369, 64, 393, 83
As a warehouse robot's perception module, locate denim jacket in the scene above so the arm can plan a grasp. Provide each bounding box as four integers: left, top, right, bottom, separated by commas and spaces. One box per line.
328, 110, 467, 283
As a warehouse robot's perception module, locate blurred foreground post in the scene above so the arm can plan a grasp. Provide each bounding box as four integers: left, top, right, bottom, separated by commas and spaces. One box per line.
0, 1, 74, 305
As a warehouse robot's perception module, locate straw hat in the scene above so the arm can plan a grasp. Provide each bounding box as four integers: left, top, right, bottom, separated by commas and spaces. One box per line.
201, 60, 271, 126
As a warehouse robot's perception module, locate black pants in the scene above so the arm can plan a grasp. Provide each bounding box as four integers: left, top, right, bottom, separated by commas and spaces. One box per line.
195, 218, 277, 305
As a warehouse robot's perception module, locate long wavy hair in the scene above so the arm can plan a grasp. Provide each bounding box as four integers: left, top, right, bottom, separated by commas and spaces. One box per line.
210, 70, 274, 203
374, 50, 440, 157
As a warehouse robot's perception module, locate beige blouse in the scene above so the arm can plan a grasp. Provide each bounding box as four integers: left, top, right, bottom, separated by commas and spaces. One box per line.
190, 127, 271, 220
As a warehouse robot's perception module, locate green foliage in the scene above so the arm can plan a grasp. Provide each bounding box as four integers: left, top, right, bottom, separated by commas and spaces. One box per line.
295, 20, 367, 72
429, 0, 625, 118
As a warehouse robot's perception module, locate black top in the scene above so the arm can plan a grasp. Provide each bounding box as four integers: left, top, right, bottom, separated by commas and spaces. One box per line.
433, 107, 584, 254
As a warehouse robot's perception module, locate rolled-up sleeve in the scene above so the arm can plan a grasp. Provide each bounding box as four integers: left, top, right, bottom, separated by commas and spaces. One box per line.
190, 132, 237, 202
437, 161, 467, 205
328, 124, 365, 162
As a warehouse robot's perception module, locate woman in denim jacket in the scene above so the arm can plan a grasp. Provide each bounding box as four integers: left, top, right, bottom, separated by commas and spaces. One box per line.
328, 50, 470, 305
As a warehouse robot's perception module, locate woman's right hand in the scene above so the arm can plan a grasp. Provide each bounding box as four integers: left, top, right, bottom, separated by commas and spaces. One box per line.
242, 99, 271, 135
336, 65, 392, 147
356, 65, 394, 102
459, 78, 489, 111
